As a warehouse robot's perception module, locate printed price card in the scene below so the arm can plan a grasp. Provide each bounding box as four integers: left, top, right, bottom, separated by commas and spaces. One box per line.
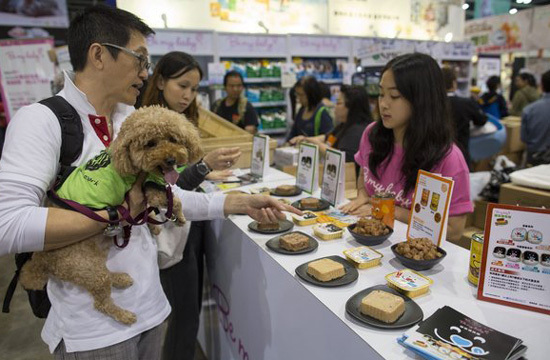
250, 135, 269, 179
321, 149, 345, 206
478, 203, 550, 315
296, 143, 319, 194
406, 170, 454, 246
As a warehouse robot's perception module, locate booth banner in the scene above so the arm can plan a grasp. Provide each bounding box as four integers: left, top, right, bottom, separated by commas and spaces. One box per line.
147, 31, 214, 56
528, 5, 550, 51
0, 38, 55, 122
354, 38, 414, 66
119, 0, 327, 35
465, 9, 533, 54
330, 0, 460, 41
217, 33, 286, 57
431, 41, 473, 61
289, 35, 350, 57
329, 0, 410, 38
0, 0, 69, 28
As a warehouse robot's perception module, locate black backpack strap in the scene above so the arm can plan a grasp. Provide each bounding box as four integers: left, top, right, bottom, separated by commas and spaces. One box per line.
2, 253, 32, 313
39, 96, 84, 169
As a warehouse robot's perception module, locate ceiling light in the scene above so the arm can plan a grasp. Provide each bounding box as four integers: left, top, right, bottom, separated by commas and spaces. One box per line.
509, 8, 518, 14
462, 3, 470, 10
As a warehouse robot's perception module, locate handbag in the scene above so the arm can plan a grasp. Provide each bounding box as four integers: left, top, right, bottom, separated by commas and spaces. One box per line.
153, 212, 192, 269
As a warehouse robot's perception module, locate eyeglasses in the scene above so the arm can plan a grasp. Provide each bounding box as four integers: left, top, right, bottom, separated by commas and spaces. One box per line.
101, 43, 151, 71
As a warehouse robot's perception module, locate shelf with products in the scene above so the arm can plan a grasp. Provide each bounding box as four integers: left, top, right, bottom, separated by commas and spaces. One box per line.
257, 108, 287, 135
218, 58, 287, 108
292, 57, 347, 102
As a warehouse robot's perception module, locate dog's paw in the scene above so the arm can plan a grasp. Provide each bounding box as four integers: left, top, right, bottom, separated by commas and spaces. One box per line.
175, 214, 186, 226
148, 224, 161, 235
117, 310, 137, 325
111, 272, 133, 289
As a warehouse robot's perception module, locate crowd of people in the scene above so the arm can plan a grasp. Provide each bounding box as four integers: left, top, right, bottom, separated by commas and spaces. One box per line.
0, 4, 549, 360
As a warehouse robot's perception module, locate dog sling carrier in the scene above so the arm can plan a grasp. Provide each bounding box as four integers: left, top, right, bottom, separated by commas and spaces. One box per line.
2, 96, 83, 318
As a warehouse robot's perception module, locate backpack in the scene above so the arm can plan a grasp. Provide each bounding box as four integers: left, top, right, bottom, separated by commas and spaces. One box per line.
2, 96, 83, 318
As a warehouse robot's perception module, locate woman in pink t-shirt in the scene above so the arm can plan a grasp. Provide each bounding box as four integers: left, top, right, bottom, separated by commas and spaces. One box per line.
341, 53, 473, 242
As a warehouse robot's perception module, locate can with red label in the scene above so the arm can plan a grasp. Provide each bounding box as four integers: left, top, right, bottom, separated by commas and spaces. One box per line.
371, 192, 395, 229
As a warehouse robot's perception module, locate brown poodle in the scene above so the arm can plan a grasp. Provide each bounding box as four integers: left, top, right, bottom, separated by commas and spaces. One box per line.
19, 106, 203, 325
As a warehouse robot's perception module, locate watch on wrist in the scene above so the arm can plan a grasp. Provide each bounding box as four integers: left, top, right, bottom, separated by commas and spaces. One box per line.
104, 206, 122, 237
196, 158, 212, 176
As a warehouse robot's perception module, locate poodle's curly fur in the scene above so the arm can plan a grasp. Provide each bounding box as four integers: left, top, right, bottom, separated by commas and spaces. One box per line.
19, 106, 203, 325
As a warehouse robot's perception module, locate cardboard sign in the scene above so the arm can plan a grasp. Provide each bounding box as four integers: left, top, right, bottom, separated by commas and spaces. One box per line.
250, 135, 269, 179
296, 143, 319, 194
321, 149, 345, 206
406, 170, 454, 246
477, 203, 550, 316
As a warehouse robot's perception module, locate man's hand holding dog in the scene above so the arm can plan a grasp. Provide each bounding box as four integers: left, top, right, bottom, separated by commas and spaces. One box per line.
224, 194, 302, 223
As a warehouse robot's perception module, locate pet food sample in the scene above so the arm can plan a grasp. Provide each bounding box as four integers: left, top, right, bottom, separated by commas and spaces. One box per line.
353, 217, 390, 236
300, 197, 320, 208
385, 269, 433, 298
306, 258, 345, 282
279, 233, 310, 251
291, 211, 318, 226
275, 185, 298, 195
313, 223, 343, 240
394, 238, 443, 260
360, 290, 405, 323
257, 222, 280, 231
343, 246, 383, 269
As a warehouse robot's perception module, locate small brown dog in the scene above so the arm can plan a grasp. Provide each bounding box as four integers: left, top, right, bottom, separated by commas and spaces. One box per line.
19, 106, 203, 325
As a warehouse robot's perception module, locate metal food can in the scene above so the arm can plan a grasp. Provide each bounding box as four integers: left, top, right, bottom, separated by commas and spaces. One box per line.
371, 192, 395, 229
468, 233, 484, 286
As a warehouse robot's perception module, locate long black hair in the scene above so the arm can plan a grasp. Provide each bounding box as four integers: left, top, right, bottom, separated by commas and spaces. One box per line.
142, 51, 203, 125
334, 85, 372, 146
368, 53, 453, 195
296, 75, 323, 111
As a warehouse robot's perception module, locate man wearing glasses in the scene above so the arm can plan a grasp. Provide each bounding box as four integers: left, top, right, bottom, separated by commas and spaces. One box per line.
0, 5, 298, 360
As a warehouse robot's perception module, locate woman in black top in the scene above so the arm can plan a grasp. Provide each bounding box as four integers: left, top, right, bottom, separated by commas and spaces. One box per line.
287, 75, 334, 144
292, 85, 372, 163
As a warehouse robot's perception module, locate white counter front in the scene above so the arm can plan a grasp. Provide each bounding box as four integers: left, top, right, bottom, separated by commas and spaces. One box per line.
198, 169, 548, 360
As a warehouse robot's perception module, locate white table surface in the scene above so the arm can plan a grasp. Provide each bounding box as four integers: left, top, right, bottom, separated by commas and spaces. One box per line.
200, 168, 548, 359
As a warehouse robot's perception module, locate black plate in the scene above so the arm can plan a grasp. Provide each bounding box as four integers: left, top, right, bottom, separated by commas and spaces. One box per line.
346, 284, 424, 329
266, 231, 319, 255
391, 243, 447, 271
270, 186, 303, 197
248, 219, 294, 234
291, 198, 331, 211
347, 223, 394, 246
295, 255, 358, 287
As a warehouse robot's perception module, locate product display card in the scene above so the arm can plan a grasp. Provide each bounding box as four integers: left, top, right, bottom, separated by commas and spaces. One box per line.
250, 134, 270, 179
477, 203, 550, 316
0, 38, 56, 122
406, 170, 454, 247
321, 148, 345, 206
398, 306, 525, 360
281, 62, 297, 88
207, 62, 225, 86
296, 142, 319, 194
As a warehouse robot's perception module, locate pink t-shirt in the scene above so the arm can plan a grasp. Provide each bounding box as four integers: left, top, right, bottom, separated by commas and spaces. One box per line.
354, 123, 473, 216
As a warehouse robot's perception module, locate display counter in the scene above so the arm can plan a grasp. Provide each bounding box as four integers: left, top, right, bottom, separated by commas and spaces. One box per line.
198, 168, 548, 360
